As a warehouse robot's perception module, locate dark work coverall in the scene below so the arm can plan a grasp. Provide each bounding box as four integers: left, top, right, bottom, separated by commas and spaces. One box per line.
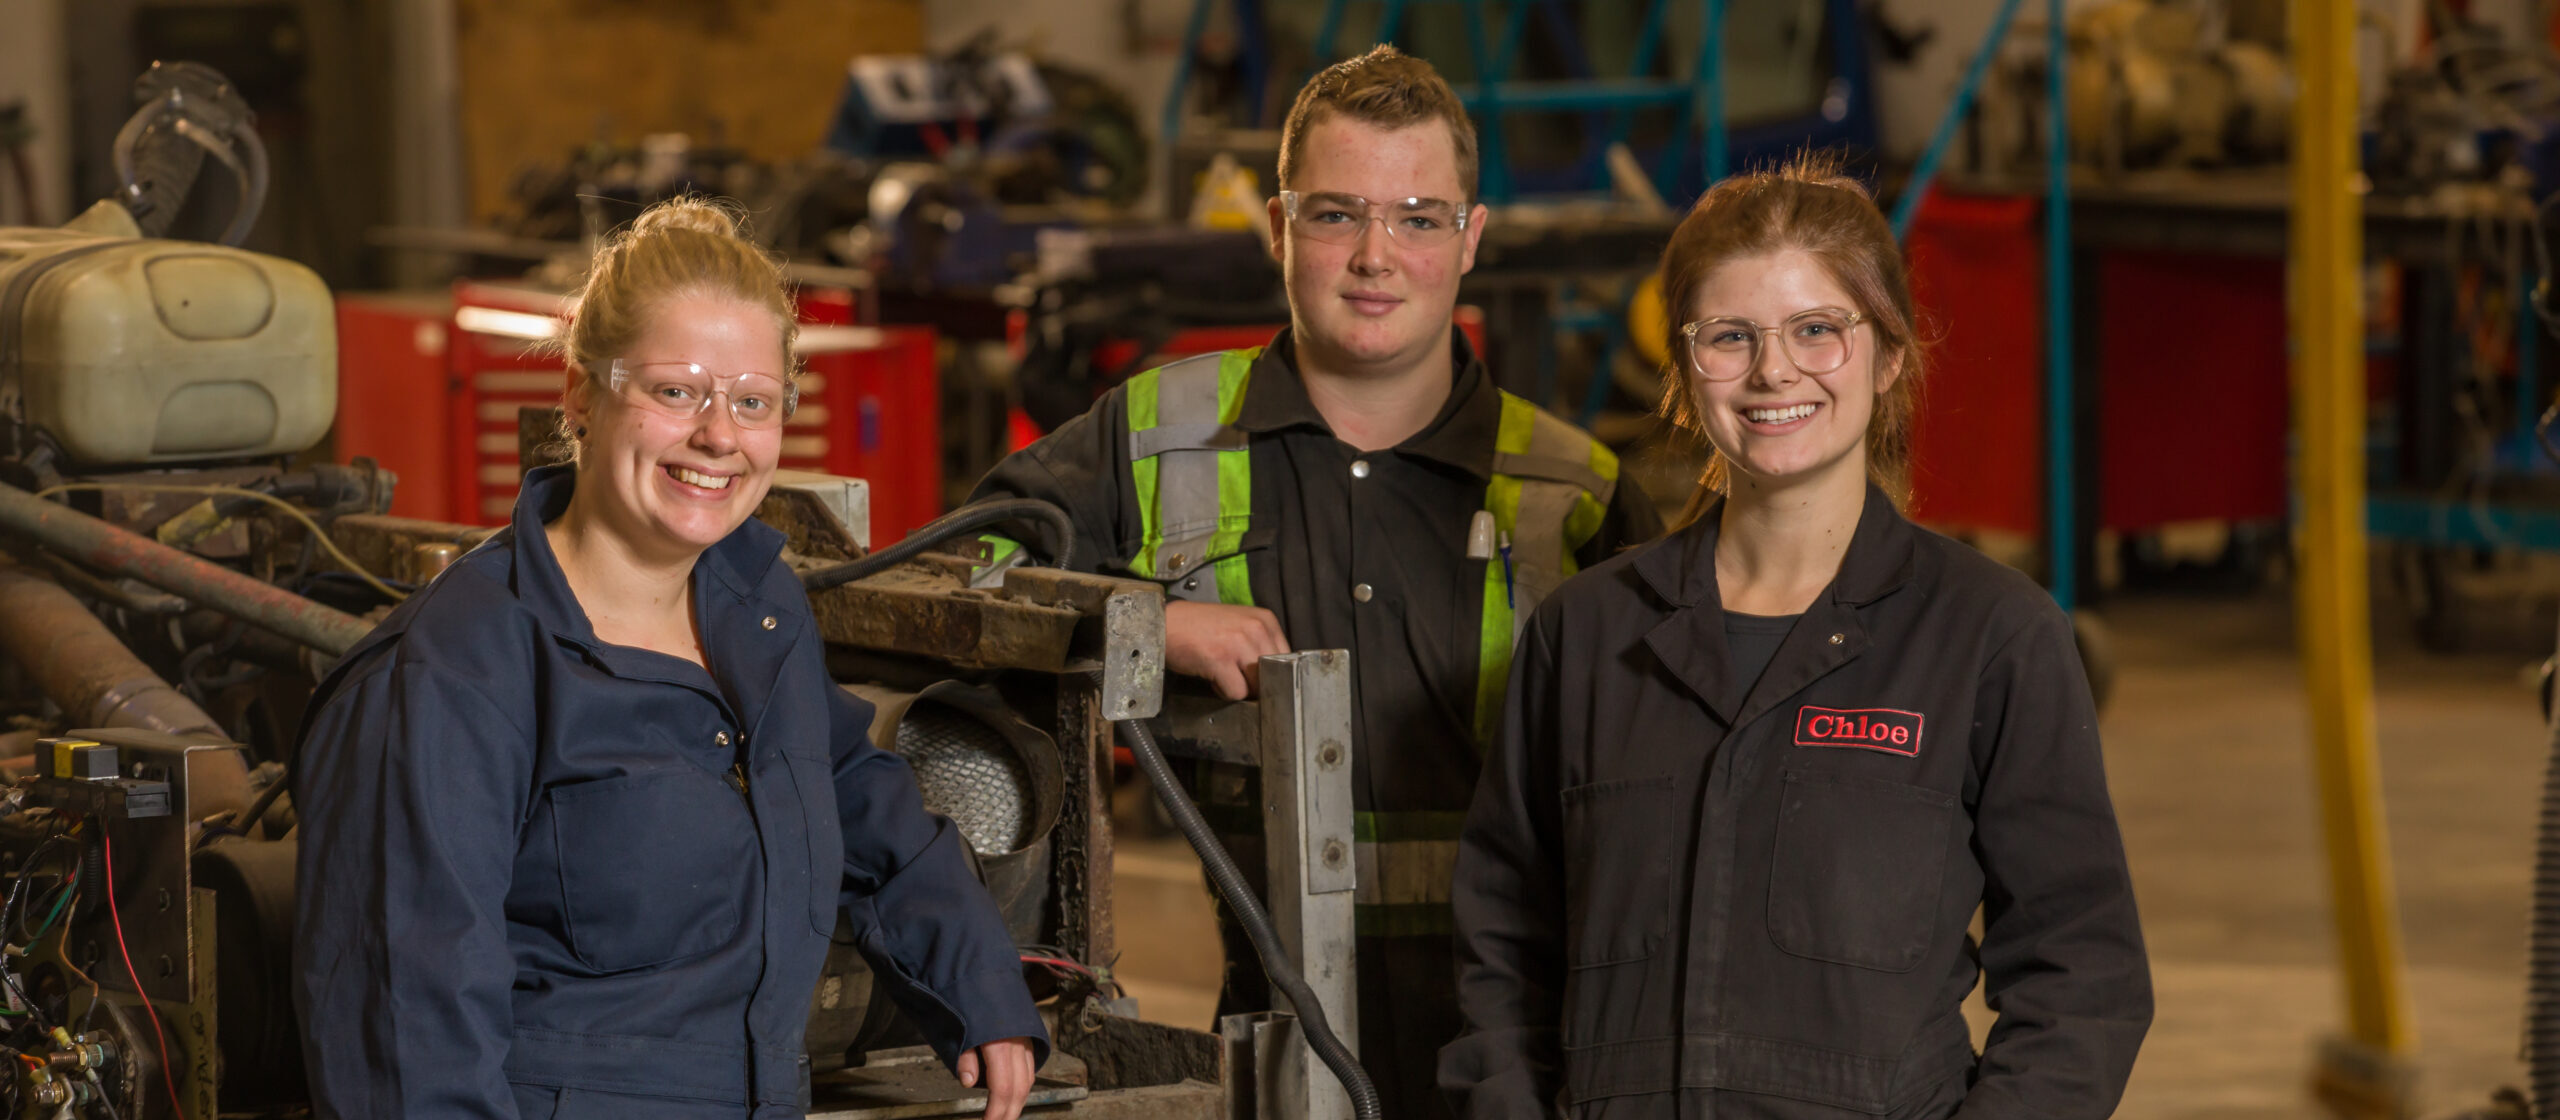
1444, 487, 2151, 1119
294, 465, 1048, 1119
972, 329, 1661, 1115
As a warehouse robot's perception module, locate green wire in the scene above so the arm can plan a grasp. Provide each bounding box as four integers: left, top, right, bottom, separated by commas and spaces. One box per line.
24, 878, 74, 945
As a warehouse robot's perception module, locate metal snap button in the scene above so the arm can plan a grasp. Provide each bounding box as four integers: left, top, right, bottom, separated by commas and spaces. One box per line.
1352, 582, 1373, 603
1351, 459, 1370, 479
715, 730, 731, 746
761, 616, 777, 630
1828, 633, 1844, 645
1183, 577, 1200, 591
1169, 552, 1188, 571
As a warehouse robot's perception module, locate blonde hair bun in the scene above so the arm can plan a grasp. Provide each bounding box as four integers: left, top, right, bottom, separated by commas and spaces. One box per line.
553, 195, 800, 462
628, 197, 748, 241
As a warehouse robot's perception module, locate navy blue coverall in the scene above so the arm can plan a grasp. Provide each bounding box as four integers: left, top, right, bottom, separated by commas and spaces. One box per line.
293, 466, 1048, 1119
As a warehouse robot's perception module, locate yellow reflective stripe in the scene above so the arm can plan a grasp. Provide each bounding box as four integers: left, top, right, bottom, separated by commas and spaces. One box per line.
1354, 903, 1454, 939
1562, 437, 1617, 577
1127, 368, 1164, 579
1210, 350, 1255, 606
1475, 395, 1539, 747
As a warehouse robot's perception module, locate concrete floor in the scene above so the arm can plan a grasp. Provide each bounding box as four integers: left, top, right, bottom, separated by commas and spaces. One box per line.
1105, 587, 2554, 1118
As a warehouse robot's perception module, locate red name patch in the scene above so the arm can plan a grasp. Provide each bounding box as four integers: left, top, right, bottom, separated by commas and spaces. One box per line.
1793, 706, 1925, 756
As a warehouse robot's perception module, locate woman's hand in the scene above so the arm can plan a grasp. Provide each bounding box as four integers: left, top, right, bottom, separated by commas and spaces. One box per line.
958, 1036, 1038, 1120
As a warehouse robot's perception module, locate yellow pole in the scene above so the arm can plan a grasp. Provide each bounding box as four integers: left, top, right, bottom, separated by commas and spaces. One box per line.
2291, 0, 2416, 1110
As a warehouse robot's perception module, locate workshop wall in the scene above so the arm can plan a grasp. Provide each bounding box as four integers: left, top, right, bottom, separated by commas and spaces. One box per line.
0, 0, 71, 225
453, 0, 925, 223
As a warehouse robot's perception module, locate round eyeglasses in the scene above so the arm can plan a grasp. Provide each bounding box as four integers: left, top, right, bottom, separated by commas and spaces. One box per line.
1279, 191, 1471, 247
608, 359, 799, 430
1680, 307, 1867, 382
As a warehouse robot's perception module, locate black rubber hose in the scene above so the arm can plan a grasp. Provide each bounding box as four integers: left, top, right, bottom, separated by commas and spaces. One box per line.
2532, 659, 2560, 1120
225, 770, 292, 842
1112, 714, 1383, 1120
800, 498, 1075, 592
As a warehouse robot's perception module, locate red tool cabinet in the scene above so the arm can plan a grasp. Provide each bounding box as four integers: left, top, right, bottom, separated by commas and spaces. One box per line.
337, 282, 943, 542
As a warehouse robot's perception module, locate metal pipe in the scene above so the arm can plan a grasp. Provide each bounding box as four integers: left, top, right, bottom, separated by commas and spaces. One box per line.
2291, 0, 2414, 1062
0, 564, 249, 812
0, 483, 374, 657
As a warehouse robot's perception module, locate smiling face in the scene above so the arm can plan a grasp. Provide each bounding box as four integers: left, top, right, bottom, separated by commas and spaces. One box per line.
1267, 115, 1488, 376
1685, 248, 1899, 494
561, 290, 788, 563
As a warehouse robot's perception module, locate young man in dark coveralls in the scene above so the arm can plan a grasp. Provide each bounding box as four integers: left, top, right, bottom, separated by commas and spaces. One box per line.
968, 45, 1662, 1115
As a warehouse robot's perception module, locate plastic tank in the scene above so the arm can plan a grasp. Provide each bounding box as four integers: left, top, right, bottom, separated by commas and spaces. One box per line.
1, 222, 336, 465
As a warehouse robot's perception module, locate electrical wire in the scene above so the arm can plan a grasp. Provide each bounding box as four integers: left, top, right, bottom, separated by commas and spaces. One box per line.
1108, 711, 1382, 1120
97, 831, 184, 1119
35, 482, 409, 602
799, 498, 1077, 592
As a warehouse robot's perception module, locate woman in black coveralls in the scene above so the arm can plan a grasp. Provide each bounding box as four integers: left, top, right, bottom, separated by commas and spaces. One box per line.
1440, 160, 2152, 1119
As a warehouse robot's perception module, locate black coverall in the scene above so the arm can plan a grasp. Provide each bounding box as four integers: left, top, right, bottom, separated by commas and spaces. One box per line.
1443, 487, 2151, 1118
972, 329, 1661, 1115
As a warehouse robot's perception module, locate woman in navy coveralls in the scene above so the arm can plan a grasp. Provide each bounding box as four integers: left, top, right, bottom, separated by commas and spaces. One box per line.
293, 200, 1046, 1119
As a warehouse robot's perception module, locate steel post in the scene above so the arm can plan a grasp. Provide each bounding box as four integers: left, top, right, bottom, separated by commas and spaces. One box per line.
1254, 649, 1357, 1120
2292, 0, 2417, 1112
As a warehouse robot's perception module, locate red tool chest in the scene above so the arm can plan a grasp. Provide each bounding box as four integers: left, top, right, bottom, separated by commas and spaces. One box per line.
337, 281, 943, 541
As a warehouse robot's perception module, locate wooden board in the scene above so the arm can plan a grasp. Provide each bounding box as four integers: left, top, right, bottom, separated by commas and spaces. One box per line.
453, 0, 924, 222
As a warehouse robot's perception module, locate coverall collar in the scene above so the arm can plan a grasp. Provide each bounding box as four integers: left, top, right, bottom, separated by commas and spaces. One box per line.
1234, 326, 1502, 478
507, 465, 798, 732
1634, 483, 1919, 726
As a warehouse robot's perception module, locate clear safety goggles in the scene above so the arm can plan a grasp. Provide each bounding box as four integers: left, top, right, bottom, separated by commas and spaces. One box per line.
1278, 190, 1471, 247
607, 359, 799, 430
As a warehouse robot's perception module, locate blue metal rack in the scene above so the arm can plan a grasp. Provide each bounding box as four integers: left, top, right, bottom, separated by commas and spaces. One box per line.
1165, 0, 1743, 203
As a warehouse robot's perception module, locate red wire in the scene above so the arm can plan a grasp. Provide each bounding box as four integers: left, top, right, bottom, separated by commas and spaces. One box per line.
1018, 954, 1093, 976
100, 830, 187, 1118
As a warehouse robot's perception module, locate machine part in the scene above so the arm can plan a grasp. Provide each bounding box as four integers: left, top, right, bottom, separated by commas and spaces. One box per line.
0, 226, 336, 465
800, 497, 1075, 591
806, 1046, 1089, 1115
843, 680, 1065, 859
190, 838, 299, 1108
1242, 651, 1357, 1120
1116, 687, 1376, 1119
0, 483, 374, 658
998, 567, 1164, 722
110, 61, 267, 246
0, 563, 228, 743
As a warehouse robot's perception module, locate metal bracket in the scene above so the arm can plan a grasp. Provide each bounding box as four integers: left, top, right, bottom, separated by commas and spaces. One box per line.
1252, 650, 1356, 1120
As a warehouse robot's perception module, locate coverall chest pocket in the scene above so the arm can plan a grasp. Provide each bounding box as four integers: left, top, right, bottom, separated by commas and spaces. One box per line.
1766, 768, 1957, 973
1559, 775, 1675, 967
548, 767, 756, 973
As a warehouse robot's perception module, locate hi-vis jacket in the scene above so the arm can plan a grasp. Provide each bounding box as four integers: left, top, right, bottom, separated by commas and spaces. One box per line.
294, 466, 1048, 1119
971, 329, 1660, 1117
1443, 487, 2150, 1119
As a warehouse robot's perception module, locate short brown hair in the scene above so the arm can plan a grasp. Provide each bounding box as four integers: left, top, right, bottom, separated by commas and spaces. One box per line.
1278, 45, 1479, 202
1655, 154, 1927, 529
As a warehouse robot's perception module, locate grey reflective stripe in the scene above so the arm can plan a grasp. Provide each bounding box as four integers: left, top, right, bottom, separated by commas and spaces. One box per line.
1490, 451, 1613, 505
1128, 422, 1251, 459
1503, 409, 1612, 636
1354, 838, 1459, 906
1140, 354, 1237, 604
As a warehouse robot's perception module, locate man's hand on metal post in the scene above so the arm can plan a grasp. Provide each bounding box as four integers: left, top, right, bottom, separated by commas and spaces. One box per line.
958, 1036, 1037, 1120
1164, 600, 1290, 699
